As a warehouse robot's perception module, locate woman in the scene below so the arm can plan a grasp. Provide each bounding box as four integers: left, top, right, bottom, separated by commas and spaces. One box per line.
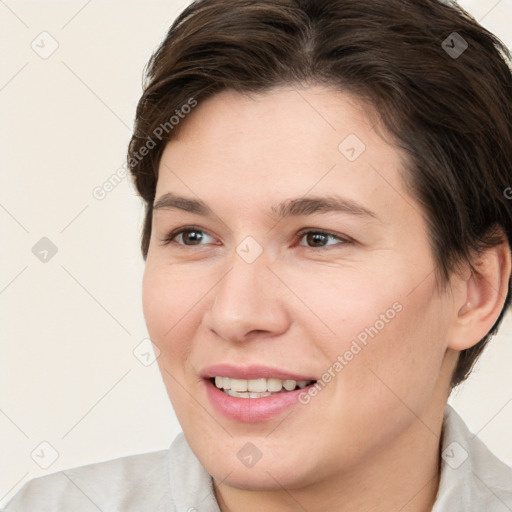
6, 0, 512, 510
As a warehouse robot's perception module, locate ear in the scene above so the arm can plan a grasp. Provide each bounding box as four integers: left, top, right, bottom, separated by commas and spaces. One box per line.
448, 235, 511, 351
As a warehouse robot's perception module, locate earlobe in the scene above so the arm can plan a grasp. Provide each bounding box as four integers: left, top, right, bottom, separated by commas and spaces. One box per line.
449, 238, 511, 351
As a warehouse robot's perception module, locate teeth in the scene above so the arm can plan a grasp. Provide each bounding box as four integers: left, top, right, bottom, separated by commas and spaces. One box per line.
230, 379, 248, 392
248, 378, 267, 392
267, 378, 283, 392
213, 376, 315, 394
283, 379, 296, 391
225, 389, 272, 398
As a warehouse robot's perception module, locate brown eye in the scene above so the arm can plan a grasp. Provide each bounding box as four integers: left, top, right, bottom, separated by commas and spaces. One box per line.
305, 232, 329, 247
298, 230, 348, 248
178, 229, 205, 245
160, 227, 216, 246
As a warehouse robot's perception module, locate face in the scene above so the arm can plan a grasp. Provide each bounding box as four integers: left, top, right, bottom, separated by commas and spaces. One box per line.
143, 86, 456, 491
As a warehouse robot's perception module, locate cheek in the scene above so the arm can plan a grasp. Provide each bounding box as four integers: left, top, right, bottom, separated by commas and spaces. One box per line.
142, 264, 171, 344
277, 262, 405, 348
341, 279, 450, 414
295, 274, 450, 454
142, 260, 204, 367
142, 262, 206, 423
288, 261, 448, 399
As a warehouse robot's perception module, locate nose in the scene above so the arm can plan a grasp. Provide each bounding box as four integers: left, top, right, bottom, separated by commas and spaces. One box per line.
204, 257, 290, 343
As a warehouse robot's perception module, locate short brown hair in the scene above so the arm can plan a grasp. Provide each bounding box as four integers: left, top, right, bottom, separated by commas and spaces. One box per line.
127, 0, 512, 388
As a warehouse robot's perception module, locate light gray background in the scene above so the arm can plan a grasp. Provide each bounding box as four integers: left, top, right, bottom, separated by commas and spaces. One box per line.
1, 0, 511, 506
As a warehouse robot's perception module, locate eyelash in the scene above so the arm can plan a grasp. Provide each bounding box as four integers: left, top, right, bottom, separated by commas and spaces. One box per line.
159, 226, 353, 249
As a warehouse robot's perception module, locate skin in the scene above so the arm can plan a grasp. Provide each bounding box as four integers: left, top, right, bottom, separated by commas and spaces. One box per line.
142, 86, 511, 512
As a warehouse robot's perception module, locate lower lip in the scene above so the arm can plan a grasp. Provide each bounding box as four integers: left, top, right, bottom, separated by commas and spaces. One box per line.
204, 380, 313, 422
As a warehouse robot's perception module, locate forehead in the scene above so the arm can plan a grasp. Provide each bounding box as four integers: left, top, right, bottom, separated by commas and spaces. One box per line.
163, 86, 383, 169
156, 86, 416, 227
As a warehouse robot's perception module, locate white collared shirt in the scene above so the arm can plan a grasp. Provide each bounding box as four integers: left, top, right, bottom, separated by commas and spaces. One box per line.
4, 405, 512, 511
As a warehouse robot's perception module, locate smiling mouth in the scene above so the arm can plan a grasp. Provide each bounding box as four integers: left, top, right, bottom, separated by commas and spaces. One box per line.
211, 376, 317, 398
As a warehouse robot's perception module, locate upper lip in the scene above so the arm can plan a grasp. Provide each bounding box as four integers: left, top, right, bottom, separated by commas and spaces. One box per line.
200, 364, 317, 381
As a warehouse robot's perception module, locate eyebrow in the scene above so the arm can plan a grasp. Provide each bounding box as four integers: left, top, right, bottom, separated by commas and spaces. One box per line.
153, 192, 378, 220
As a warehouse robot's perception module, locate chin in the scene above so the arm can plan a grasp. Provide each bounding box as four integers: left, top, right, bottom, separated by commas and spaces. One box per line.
209, 461, 310, 492
197, 439, 324, 493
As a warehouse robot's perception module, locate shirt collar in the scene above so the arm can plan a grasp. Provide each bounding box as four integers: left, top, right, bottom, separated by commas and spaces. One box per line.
433, 404, 512, 511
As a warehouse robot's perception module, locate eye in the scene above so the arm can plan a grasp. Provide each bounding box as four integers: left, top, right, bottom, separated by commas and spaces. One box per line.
160, 227, 216, 246
297, 229, 351, 248
159, 227, 352, 249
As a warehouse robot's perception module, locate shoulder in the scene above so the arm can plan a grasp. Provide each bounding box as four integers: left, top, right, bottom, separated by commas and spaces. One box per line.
3, 448, 173, 512
433, 405, 512, 511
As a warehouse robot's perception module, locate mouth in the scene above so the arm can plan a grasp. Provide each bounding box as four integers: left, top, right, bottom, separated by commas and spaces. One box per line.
210, 376, 317, 398
200, 364, 319, 421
